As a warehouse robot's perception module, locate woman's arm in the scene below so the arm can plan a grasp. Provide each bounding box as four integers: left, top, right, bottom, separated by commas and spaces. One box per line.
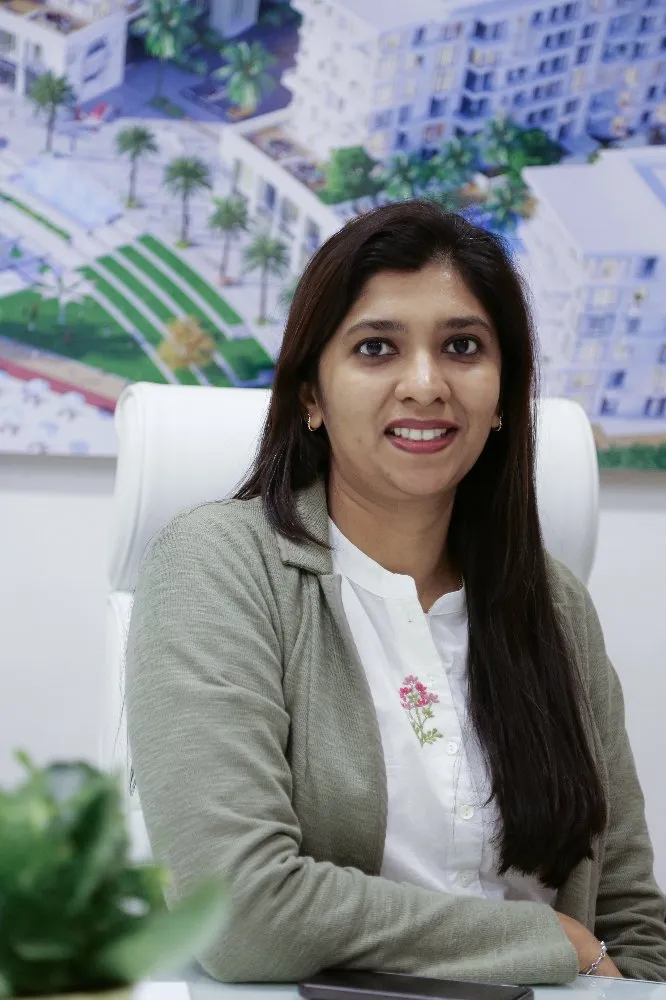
126, 506, 578, 985
579, 585, 666, 981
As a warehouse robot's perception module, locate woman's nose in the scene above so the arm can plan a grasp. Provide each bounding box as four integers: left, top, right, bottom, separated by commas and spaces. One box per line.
396, 353, 451, 405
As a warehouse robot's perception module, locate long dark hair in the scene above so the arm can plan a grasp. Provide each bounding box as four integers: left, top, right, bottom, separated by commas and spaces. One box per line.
236, 200, 606, 888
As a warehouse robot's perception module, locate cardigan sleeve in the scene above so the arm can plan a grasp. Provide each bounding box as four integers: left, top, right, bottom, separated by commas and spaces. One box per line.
578, 586, 666, 980
125, 506, 579, 986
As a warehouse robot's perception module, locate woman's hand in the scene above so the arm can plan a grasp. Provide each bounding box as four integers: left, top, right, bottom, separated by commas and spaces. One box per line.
555, 913, 623, 978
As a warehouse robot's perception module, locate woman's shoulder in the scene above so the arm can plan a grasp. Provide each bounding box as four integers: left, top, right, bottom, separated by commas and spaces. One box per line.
545, 554, 612, 699
545, 553, 590, 614
163, 493, 270, 536
140, 495, 279, 580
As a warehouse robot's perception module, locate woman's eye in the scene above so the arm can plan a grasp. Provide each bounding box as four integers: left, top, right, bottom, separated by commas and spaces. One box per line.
357, 339, 394, 357
446, 337, 479, 356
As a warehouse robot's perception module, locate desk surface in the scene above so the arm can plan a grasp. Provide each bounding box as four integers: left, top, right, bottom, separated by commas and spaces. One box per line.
136, 976, 666, 1000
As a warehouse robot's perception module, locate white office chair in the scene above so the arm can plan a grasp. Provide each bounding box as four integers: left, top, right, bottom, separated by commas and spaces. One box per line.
104, 383, 599, 859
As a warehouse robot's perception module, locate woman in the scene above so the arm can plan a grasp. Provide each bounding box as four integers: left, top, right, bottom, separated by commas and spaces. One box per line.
126, 201, 666, 985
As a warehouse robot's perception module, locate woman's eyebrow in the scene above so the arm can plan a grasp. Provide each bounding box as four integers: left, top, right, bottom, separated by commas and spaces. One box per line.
344, 315, 493, 337
344, 318, 408, 337
437, 315, 494, 333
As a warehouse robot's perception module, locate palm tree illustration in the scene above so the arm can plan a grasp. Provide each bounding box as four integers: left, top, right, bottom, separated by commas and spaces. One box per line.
215, 41, 277, 117
278, 273, 300, 316
243, 233, 289, 324
163, 156, 212, 246
34, 266, 93, 327
132, 0, 199, 100
482, 115, 521, 169
431, 135, 481, 191
116, 125, 159, 207
486, 179, 532, 232
208, 196, 249, 283
383, 152, 430, 201
29, 72, 76, 153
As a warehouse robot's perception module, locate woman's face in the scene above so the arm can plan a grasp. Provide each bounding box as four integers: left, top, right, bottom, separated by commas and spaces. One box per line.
305, 262, 502, 505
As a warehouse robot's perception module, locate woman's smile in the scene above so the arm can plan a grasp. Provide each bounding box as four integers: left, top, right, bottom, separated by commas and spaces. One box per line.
385, 422, 459, 454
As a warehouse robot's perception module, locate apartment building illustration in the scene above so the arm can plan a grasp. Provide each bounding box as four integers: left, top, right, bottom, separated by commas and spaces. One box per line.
0, 0, 127, 102
123, 0, 261, 37
283, 0, 666, 162
222, 0, 666, 269
0, 0, 259, 105
522, 144, 666, 422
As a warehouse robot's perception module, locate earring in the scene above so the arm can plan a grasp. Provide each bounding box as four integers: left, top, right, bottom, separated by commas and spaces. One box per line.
493, 413, 503, 433
306, 412, 313, 432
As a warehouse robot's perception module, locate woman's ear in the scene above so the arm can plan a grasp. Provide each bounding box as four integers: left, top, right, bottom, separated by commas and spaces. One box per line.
299, 384, 323, 431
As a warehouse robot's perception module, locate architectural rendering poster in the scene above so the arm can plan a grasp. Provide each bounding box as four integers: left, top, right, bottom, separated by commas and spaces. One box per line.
0, 0, 665, 467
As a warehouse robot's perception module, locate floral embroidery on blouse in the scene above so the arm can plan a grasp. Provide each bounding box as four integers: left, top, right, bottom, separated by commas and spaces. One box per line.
399, 674, 443, 747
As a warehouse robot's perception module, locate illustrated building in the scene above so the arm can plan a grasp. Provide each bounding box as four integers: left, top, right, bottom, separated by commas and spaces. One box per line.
206, 0, 260, 38
522, 144, 666, 421
0, 0, 127, 101
223, 106, 343, 276
124, 0, 260, 38
284, 0, 666, 161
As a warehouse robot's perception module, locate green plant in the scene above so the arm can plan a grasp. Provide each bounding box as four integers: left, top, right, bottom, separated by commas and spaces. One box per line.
214, 41, 277, 117
208, 196, 249, 283
319, 146, 383, 206
485, 177, 533, 232
431, 134, 481, 190
481, 115, 522, 168
115, 126, 159, 207
28, 72, 76, 154
163, 156, 212, 245
132, 0, 200, 99
382, 151, 430, 201
243, 232, 289, 323
479, 117, 563, 180
0, 754, 226, 998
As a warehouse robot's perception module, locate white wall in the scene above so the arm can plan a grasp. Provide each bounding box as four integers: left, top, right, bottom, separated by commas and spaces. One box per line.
587, 472, 666, 892
0, 456, 665, 889
0, 455, 115, 784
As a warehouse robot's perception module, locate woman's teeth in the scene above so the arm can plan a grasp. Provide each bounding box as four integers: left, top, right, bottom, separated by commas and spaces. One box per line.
388, 428, 452, 441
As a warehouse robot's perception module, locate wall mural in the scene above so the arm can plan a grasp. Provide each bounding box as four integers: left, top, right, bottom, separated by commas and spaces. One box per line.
0, 0, 665, 467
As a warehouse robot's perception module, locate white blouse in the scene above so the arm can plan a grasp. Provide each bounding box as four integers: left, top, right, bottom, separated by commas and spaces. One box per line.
330, 519, 556, 905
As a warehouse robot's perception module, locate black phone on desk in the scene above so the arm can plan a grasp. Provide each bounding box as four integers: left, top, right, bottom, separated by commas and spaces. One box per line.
298, 970, 534, 1000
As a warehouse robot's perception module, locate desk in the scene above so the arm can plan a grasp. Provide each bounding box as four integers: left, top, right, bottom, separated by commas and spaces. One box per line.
135, 976, 666, 1000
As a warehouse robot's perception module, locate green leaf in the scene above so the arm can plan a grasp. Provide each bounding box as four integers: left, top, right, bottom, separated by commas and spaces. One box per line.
0, 759, 225, 995
15, 751, 35, 774
64, 788, 128, 913
13, 940, 75, 962
95, 880, 227, 983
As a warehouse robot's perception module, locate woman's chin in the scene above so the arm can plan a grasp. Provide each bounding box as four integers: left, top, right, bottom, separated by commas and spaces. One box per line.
382, 468, 459, 500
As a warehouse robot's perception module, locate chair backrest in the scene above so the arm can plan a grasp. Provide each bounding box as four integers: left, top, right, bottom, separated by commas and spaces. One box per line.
104, 384, 599, 853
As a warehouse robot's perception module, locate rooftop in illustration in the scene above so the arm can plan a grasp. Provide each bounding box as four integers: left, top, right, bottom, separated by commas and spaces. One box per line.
523, 148, 666, 256
0, 0, 123, 28
0, 0, 89, 29
329, 0, 500, 32
0, 0, 43, 15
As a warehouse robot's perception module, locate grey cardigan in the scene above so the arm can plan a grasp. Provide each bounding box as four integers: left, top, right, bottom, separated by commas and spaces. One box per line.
125, 480, 666, 985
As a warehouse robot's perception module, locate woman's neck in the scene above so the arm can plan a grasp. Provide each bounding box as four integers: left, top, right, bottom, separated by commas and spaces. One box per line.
327, 476, 458, 611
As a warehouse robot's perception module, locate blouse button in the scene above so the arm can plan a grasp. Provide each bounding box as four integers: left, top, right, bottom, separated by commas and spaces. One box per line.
459, 804, 474, 821
458, 871, 474, 887
447, 740, 459, 756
